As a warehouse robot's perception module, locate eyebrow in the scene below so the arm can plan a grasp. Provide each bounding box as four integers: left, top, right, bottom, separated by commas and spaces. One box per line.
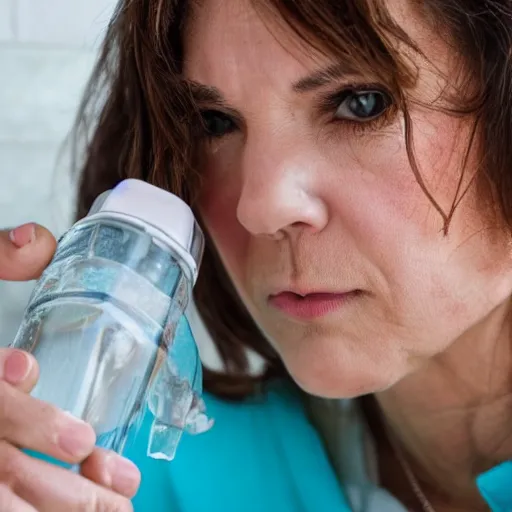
185, 80, 245, 125
184, 61, 358, 106
292, 62, 358, 93
185, 80, 227, 105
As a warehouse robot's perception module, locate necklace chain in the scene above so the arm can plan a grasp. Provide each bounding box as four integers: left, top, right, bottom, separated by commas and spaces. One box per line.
384, 422, 437, 512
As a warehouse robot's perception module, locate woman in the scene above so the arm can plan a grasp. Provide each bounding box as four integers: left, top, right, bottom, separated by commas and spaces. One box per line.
1, 0, 512, 510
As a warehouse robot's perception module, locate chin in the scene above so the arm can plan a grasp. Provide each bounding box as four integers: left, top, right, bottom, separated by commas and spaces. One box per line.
290, 371, 393, 399
281, 347, 409, 399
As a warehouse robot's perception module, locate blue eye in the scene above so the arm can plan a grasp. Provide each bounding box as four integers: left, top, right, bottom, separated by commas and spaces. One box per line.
201, 110, 237, 138
335, 90, 390, 121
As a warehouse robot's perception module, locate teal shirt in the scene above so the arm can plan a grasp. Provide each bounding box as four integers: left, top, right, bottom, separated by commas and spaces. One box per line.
127, 381, 351, 511
121, 381, 511, 512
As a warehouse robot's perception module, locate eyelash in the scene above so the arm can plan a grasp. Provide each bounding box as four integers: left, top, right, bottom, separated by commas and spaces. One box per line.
198, 110, 239, 141
318, 83, 396, 135
198, 84, 395, 140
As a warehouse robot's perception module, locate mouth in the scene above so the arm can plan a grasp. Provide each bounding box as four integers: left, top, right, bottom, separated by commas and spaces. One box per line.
268, 289, 362, 320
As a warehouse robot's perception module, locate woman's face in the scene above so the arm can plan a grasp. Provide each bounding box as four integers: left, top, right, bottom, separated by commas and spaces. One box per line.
184, 0, 512, 398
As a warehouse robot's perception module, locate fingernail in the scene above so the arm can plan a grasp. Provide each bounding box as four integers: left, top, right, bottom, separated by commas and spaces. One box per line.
108, 455, 141, 497
9, 223, 36, 248
3, 350, 32, 384
58, 413, 96, 458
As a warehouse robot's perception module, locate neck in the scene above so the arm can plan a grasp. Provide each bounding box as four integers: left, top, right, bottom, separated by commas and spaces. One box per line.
375, 301, 512, 511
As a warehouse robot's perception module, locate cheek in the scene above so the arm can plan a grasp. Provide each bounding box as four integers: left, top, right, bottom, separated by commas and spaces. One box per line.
198, 173, 248, 282
328, 113, 482, 252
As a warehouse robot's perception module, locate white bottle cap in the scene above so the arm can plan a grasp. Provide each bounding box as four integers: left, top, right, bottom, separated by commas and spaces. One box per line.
87, 179, 204, 282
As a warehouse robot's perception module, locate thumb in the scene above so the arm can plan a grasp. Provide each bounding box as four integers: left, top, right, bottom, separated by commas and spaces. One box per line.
0, 223, 57, 281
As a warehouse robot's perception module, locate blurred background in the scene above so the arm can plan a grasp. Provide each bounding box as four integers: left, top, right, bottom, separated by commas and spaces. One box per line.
0, 0, 118, 344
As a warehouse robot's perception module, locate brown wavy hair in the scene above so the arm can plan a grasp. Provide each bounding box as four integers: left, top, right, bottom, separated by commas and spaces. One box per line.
73, 0, 512, 399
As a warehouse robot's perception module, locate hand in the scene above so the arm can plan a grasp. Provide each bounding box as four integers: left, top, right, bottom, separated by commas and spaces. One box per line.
0, 224, 141, 511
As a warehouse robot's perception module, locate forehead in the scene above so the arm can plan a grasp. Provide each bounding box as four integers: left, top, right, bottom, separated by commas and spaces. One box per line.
182, 0, 437, 85
183, 0, 319, 92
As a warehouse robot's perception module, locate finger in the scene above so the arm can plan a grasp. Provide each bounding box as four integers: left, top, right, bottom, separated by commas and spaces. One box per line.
0, 484, 37, 512
0, 443, 133, 512
0, 381, 96, 464
80, 448, 141, 499
0, 224, 57, 281
0, 350, 39, 394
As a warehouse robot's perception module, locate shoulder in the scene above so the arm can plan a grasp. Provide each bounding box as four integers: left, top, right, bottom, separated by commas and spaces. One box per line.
129, 380, 352, 512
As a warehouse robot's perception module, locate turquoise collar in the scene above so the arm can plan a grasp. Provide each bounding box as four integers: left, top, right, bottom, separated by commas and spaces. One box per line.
477, 462, 512, 512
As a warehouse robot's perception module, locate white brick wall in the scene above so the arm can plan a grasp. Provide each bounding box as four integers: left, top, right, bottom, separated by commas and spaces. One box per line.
17, 0, 115, 47
0, 0, 15, 41
0, 0, 116, 343
0, 0, 115, 45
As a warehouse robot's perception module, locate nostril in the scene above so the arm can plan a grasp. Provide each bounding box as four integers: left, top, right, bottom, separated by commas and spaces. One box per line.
262, 230, 285, 241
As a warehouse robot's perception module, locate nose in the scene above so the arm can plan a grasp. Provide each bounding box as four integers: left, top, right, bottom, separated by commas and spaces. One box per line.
236, 137, 329, 238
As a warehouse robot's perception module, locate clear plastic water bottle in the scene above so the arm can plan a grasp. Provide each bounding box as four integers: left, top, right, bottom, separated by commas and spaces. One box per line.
10, 179, 212, 461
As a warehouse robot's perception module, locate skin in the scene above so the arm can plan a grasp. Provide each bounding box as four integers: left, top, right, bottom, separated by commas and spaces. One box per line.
184, 0, 512, 509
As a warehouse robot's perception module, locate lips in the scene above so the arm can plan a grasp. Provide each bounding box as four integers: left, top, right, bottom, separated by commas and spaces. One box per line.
268, 290, 360, 320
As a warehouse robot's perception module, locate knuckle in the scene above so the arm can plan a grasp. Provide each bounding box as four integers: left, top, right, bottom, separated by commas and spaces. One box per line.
38, 400, 61, 430
0, 382, 59, 447
75, 490, 133, 512
0, 483, 14, 509
0, 440, 23, 487
0, 381, 13, 419
37, 402, 75, 452
102, 498, 133, 512
0, 482, 10, 496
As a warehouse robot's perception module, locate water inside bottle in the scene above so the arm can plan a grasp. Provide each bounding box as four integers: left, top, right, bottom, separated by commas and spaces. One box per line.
22, 297, 163, 453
